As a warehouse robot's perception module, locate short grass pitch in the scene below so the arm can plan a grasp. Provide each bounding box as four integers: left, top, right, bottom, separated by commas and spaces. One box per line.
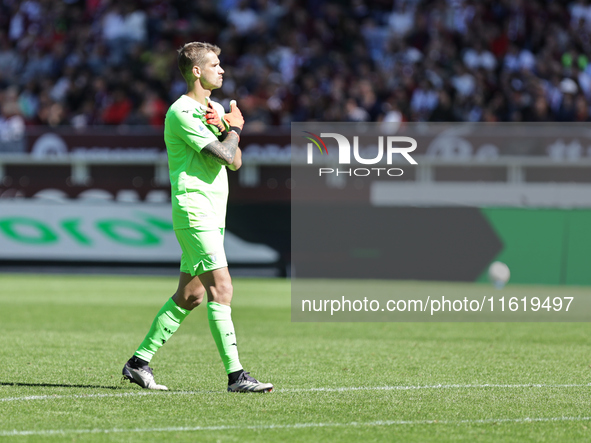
1, 274, 591, 442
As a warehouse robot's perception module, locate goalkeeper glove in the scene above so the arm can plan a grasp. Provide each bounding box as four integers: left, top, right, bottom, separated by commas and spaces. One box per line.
223, 100, 244, 136
205, 101, 225, 134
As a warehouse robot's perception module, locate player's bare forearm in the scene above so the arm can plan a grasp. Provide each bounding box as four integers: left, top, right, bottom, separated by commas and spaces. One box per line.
202, 132, 240, 166
228, 147, 242, 171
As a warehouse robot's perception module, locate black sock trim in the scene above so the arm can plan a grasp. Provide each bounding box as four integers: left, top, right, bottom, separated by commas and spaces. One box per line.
130, 356, 149, 368
228, 369, 244, 385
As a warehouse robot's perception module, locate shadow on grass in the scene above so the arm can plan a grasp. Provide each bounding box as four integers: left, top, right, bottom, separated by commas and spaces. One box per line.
0, 381, 121, 390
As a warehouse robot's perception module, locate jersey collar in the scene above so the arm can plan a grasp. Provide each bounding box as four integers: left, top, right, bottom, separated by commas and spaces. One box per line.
182, 94, 210, 111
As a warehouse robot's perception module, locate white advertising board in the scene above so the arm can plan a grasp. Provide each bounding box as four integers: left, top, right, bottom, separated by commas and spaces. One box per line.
0, 201, 278, 263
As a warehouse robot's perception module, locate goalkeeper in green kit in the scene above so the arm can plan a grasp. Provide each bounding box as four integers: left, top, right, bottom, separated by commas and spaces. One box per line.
121, 42, 273, 393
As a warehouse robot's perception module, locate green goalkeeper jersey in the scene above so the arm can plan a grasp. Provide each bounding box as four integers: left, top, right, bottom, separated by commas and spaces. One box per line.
164, 94, 230, 230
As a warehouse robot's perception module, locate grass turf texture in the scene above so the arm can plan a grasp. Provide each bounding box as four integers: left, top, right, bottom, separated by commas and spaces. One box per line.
1, 274, 591, 442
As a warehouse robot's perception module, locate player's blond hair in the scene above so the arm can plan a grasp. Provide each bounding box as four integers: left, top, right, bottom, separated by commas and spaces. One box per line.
177, 42, 221, 83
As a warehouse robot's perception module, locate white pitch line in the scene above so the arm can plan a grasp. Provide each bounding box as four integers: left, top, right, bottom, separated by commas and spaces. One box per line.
1, 382, 591, 403
1, 416, 591, 437
282, 382, 591, 393
0, 390, 225, 403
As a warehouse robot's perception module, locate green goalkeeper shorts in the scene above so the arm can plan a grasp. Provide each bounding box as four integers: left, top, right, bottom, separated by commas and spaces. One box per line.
175, 227, 228, 276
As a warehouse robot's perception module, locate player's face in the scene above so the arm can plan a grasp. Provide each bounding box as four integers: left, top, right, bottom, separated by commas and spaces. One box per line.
198, 52, 224, 90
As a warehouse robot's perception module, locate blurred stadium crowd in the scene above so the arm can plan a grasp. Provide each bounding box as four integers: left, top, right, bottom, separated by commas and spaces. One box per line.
0, 0, 591, 132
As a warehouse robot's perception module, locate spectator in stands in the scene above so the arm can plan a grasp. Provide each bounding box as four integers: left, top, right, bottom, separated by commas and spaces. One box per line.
101, 89, 132, 125
0, 86, 25, 152
410, 79, 439, 121
0, 0, 590, 127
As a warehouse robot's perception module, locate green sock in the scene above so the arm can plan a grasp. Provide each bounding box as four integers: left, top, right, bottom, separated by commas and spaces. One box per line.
134, 298, 190, 362
208, 302, 243, 374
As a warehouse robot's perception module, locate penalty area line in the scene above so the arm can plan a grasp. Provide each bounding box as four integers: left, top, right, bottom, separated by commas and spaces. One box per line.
2, 416, 591, 437
1, 382, 591, 402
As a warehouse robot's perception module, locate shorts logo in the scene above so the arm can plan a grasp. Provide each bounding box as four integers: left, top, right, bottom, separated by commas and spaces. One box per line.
209, 254, 217, 263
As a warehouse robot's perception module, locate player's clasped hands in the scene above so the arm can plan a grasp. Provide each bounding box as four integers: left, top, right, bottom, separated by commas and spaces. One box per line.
205, 101, 244, 134
205, 101, 225, 133
224, 101, 244, 131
